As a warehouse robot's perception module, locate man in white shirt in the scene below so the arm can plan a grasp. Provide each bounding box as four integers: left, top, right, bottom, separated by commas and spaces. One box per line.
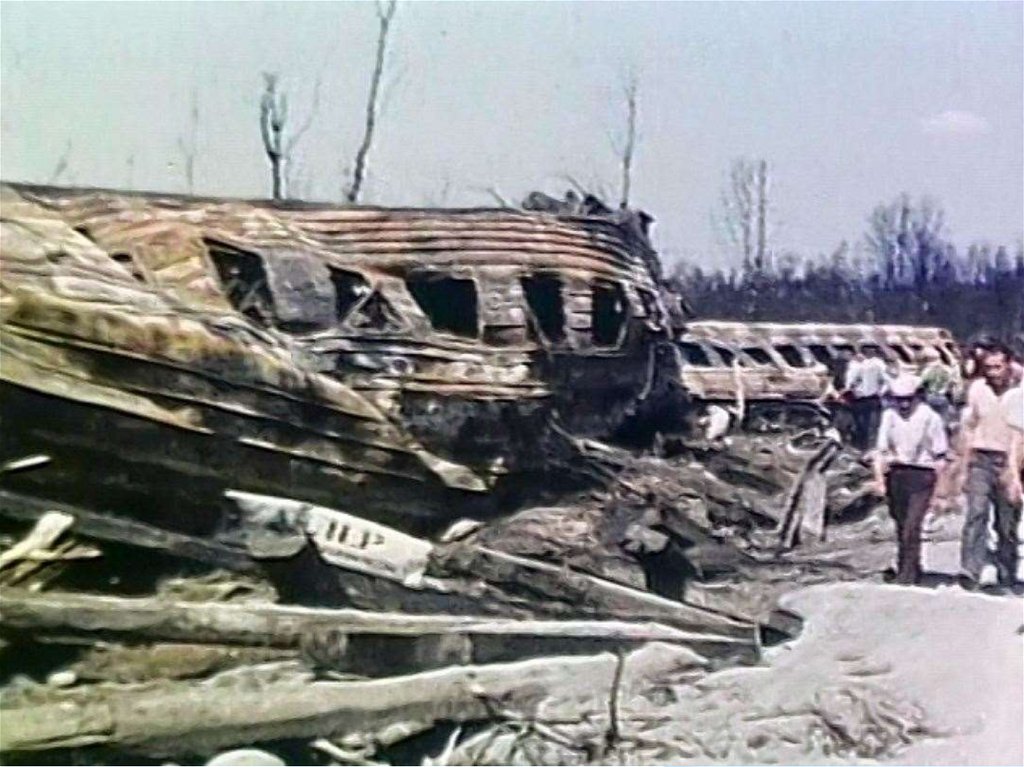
1004, 383, 1023, 507
846, 345, 888, 451
957, 344, 1022, 590
874, 373, 949, 585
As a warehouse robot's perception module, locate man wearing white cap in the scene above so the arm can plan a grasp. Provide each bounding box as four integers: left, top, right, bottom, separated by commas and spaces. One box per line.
873, 373, 949, 584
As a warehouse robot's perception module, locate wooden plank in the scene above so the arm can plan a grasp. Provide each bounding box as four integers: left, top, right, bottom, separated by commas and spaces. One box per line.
0, 490, 257, 573
0, 645, 704, 757
0, 588, 744, 666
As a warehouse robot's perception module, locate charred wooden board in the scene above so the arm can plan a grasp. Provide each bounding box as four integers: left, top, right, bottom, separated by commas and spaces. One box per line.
0, 646, 707, 758
0, 588, 745, 674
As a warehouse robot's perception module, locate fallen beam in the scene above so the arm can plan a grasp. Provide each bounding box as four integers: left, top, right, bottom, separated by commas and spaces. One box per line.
227, 491, 762, 657
0, 490, 256, 572
0, 588, 745, 670
0, 646, 706, 757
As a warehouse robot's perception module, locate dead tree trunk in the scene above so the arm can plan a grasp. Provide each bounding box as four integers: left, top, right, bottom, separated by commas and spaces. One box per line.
346, 0, 397, 204
755, 159, 769, 271
260, 73, 287, 200
177, 87, 200, 194
619, 77, 638, 209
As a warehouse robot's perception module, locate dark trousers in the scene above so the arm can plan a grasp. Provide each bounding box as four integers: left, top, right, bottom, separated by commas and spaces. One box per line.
851, 396, 882, 451
886, 465, 937, 582
961, 450, 1022, 584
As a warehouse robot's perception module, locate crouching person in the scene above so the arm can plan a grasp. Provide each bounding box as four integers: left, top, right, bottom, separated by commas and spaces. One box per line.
873, 374, 949, 585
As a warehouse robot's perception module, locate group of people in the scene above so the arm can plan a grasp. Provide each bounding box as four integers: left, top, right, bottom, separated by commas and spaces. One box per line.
869, 340, 1023, 590
839, 345, 958, 451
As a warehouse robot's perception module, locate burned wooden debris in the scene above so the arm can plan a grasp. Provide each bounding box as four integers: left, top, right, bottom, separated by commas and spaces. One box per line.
0, 182, 925, 764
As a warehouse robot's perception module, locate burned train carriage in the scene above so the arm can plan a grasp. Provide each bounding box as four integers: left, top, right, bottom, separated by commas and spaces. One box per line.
0, 183, 682, 530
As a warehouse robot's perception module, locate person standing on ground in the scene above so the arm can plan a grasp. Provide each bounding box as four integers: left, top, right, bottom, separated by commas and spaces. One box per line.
1003, 382, 1023, 507
845, 345, 888, 451
920, 347, 953, 422
873, 374, 949, 585
957, 344, 1023, 591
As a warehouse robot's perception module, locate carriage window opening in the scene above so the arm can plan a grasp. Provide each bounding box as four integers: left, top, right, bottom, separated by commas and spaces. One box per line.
406, 273, 478, 338
712, 345, 737, 366
679, 343, 712, 367
776, 345, 806, 367
938, 346, 955, 365
892, 346, 913, 363
808, 345, 832, 365
207, 242, 275, 326
592, 281, 629, 346
328, 268, 370, 323
110, 252, 146, 282
521, 274, 566, 342
743, 347, 775, 366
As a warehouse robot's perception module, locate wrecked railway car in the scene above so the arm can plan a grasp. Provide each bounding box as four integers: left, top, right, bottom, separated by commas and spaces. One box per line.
678, 320, 961, 403
0, 183, 685, 531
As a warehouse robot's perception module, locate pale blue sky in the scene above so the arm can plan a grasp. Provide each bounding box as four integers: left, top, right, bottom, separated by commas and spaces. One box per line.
2, 1, 1021, 266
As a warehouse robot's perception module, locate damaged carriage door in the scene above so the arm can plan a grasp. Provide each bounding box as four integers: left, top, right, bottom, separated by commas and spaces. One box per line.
206, 240, 276, 327
520, 273, 566, 344
591, 279, 630, 347
405, 271, 480, 338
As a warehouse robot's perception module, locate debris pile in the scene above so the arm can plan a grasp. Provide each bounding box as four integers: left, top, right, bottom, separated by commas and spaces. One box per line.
0, 425, 896, 764
0, 184, 949, 765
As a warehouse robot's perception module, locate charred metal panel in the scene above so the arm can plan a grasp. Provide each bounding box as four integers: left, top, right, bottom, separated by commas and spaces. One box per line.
261, 248, 336, 330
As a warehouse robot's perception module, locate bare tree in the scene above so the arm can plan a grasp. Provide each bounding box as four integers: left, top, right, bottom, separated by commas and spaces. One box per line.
346, 0, 398, 204
258, 71, 322, 201
177, 88, 200, 194
614, 76, 639, 209
864, 193, 946, 288
48, 140, 73, 185
260, 73, 288, 200
717, 158, 771, 270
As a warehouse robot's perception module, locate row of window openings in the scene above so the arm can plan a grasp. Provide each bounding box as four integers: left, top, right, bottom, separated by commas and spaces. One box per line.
680, 342, 952, 369
209, 247, 630, 346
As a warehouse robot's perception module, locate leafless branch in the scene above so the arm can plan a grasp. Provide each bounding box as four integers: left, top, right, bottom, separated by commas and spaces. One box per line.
482, 186, 510, 207
260, 72, 288, 200
175, 87, 200, 191
602, 648, 627, 760
48, 140, 73, 185
619, 76, 638, 209
177, 87, 200, 193
720, 158, 771, 268
346, 0, 398, 204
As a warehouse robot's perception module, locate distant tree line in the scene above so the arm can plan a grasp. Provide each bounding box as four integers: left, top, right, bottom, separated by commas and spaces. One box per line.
671, 192, 1024, 346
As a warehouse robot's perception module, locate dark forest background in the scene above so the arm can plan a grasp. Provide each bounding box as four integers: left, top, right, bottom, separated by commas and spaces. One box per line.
668, 185, 1024, 347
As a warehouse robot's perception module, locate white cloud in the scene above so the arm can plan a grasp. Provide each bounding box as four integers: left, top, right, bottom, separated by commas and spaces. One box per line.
920, 110, 991, 136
